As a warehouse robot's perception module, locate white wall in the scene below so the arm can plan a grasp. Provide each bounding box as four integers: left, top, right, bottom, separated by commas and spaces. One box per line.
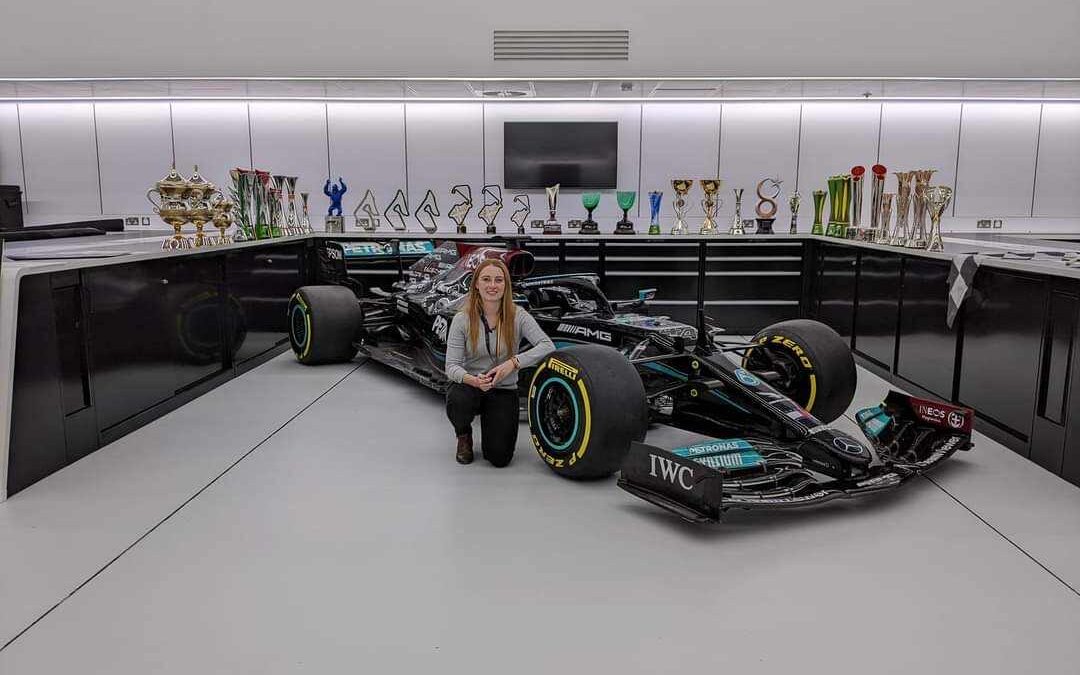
3, 100, 1080, 233
1, 0, 1078, 77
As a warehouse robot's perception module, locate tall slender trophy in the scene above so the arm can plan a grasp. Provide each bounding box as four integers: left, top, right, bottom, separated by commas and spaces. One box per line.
698, 180, 722, 234
448, 184, 473, 234
909, 169, 937, 248
511, 194, 531, 235
648, 191, 662, 235
415, 189, 440, 233
849, 166, 865, 239
869, 164, 887, 242
228, 168, 255, 242
615, 191, 637, 234
671, 179, 693, 234
384, 189, 410, 231
891, 171, 914, 246
282, 176, 299, 235
730, 188, 745, 235
324, 177, 347, 234
299, 192, 312, 234
876, 193, 894, 244
580, 193, 601, 234
354, 189, 381, 231
254, 170, 274, 238
811, 190, 826, 235
148, 165, 192, 250
788, 191, 801, 234
924, 185, 952, 252
755, 177, 781, 235
543, 184, 562, 234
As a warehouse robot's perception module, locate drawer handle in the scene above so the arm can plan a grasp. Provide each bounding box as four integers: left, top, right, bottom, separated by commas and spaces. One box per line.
160, 278, 169, 285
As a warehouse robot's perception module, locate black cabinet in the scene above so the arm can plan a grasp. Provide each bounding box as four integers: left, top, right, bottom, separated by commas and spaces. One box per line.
895, 257, 957, 401
958, 269, 1047, 447
226, 244, 306, 366
813, 245, 857, 343
853, 252, 901, 370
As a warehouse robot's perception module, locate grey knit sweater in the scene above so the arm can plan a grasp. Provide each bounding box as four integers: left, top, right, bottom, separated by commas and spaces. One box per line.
444, 308, 555, 390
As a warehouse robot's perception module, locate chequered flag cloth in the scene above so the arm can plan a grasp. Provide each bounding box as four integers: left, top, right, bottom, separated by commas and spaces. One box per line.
946, 254, 980, 329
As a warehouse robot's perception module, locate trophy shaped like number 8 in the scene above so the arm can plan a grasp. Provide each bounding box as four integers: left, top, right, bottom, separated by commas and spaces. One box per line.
755, 177, 781, 235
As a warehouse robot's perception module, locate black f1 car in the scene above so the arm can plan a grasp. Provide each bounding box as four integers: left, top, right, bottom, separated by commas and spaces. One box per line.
288, 239, 974, 523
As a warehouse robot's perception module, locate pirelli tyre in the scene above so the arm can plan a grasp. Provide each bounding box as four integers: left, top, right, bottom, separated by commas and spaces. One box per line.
288, 285, 362, 365
527, 344, 648, 480
744, 319, 856, 424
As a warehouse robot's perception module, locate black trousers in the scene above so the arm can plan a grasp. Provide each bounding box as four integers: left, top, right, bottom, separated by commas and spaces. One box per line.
445, 383, 519, 467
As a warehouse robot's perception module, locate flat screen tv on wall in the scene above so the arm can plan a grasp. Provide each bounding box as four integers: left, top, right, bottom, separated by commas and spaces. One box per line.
503, 122, 618, 189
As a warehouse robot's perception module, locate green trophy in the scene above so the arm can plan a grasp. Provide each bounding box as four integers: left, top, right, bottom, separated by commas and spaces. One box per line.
826, 175, 851, 237
580, 192, 601, 234
615, 190, 636, 235
812, 190, 826, 235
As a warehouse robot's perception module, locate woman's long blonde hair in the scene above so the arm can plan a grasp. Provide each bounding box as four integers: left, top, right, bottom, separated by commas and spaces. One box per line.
464, 258, 518, 357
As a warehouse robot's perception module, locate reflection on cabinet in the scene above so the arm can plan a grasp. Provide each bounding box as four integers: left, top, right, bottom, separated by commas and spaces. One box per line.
227, 245, 305, 366
813, 245, 857, 342
896, 257, 956, 401
853, 252, 900, 370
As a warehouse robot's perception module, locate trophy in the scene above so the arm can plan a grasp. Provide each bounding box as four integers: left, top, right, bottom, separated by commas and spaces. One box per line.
185, 166, 216, 247
671, 179, 693, 234
544, 184, 562, 234
924, 185, 952, 252
323, 177, 347, 233
415, 189, 440, 233
615, 191, 637, 234
811, 190, 826, 235
698, 180, 722, 235
299, 192, 312, 234
148, 165, 192, 250
448, 184, 473, 234
478, 184, 504, 235
227, 169, 255, 242
826, 175, 851, 237
869, 164, 887, 242
211, 197, 234, 244
755, 177, 781, 235
269, 174, 290, 237
877, 193, 894, 244
281, 176, 299, 235
580, 193, 601, 234
788, 191, 801, 234
909, 169, 936, 248
384, 189, 409, 231
891, 171, 914, 246
353, 189, 381, 231
511, 194, 531, 234
849, 166, 865, 239
729, 188, 745, 235
648, 191, 662, 235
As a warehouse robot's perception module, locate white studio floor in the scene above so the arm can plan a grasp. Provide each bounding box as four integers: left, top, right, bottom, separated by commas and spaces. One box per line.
1, 351, 1079, 674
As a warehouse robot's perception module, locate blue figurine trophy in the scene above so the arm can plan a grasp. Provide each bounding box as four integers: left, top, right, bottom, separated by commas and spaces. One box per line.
323, 177, 347, 232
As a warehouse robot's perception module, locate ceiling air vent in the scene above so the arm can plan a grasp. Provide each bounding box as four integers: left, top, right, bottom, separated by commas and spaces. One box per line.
494, 30, 629, 61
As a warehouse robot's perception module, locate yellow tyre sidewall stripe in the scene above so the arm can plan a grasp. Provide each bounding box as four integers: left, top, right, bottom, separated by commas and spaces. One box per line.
528, 357, 593, 468
744, 334, 817, 413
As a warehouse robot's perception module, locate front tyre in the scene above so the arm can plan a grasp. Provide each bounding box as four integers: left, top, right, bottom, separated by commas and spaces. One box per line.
744, 319, 856, 423
527, 344, 647, 480
288, 285, 362, 365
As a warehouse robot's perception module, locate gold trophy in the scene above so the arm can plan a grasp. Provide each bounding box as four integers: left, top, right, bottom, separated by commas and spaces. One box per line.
877, 193, 894, 245
699, 179, 722, 234
909, 169, 937, 248
148, 165, 192, 250
671, 179, 693, 234
186, 166, 215, 247
211, 197, 234, 244
890, 171, 915, 246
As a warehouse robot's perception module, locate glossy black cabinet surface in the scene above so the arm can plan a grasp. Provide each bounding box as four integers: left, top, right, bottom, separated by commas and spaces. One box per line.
813, 245, 857, 342
895, 257, 956, 401
853, 252, 901, 370
226, 245, 305, 365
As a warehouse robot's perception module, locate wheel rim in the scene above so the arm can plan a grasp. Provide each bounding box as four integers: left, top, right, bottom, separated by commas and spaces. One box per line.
536, 378, 579, 452
744, 347, 811, 409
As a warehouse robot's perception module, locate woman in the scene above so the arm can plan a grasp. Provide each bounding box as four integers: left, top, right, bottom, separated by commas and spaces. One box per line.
444, 258, 555, 466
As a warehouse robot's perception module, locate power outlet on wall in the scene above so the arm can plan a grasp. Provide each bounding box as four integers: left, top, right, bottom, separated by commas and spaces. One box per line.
993, 219, 1004, 229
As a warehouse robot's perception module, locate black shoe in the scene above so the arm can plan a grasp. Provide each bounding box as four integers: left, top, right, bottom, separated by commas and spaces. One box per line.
456, 434, 474, 464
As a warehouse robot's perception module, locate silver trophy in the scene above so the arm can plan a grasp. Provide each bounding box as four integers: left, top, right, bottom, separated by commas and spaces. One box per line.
891, 171, 914, 246
730, 188, 745, 235
788, 191, 801, 234
850, 166, 865, 238
544, 184, 562, 234
270, 174, 288, 236
299, 191, 313, 234
415, 189, 440, 233
924, 185, 952, 252
478, 184, 504, 235
511, 194, 531, 235
909, 169, 936, 248
354, 189, 381, 231
283, 176, 299, 235
448, 184, 473, 234
384, 189, 410, 231
878, 193, 894, 245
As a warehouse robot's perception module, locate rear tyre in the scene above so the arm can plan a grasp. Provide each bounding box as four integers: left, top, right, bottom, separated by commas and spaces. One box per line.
288, 285, 362, 365
744, 319, 856, 423
527, 344, 648, 479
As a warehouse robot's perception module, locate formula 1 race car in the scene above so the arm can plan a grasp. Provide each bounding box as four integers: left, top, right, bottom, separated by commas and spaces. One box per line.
288, 239, 974, 523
